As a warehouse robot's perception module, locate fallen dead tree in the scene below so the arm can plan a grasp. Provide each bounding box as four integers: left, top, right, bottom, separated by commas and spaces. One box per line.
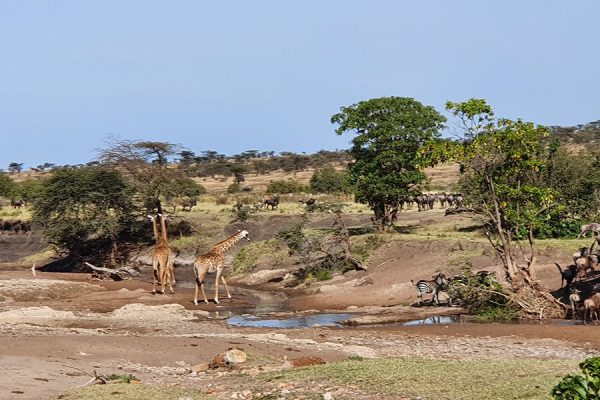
84, 262, 139, 281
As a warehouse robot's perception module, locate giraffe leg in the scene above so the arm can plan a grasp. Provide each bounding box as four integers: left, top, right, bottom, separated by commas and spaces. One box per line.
162, 262, 173, 294
214, 270, 221, 304
194, 266, 209, 305
165, 255, 174, 294
159, 258, 167, 294
152, 256, 159, 294
169, 251, 176, 286
221, 275, 232, 299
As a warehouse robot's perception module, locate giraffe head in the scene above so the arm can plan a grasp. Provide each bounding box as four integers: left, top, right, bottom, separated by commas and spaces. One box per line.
147, 214, 155, 221
238, 229, 250, 241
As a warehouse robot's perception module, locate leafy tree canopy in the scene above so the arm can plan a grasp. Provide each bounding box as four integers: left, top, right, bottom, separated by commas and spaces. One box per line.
33, 167, 135, 260
332, 96, 446, 228
98, 138, 187, 213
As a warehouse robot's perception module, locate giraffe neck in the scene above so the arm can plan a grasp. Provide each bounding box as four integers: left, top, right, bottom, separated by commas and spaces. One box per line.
211, 232, 243, 254
151, 217, 160, 242
159, 215, 169, 244
151, 216, 167, 246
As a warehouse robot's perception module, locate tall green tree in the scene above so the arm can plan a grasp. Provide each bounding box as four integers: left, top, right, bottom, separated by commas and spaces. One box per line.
33, 167, 135, 264
332, 97, 446, 229
442, 98, 564, 318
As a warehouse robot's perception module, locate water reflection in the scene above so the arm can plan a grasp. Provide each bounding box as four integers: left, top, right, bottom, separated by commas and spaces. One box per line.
227, 313, 352, 329
402, 315, 461, 326
207, 310, 233, 319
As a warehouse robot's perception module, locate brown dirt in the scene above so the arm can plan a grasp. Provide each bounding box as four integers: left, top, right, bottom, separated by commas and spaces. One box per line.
1, 209, 597, 400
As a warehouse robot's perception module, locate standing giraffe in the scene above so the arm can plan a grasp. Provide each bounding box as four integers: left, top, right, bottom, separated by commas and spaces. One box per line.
158, 214, 177, 287
147, 214, 173, 294
193, 230, 250, 305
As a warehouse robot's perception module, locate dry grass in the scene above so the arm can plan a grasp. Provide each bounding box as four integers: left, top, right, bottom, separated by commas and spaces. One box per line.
424, 162, 461, 191
0, 207, 31, 219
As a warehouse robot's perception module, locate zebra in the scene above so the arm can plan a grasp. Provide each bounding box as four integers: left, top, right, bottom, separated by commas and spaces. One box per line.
412, 272, 449, 306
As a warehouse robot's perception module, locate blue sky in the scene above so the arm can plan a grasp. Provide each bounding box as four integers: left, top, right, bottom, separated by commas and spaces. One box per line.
1, 1, 599, 169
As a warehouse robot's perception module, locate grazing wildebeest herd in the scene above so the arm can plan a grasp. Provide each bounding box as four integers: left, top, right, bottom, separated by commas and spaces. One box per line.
0, 219, 31, 234
0, 199, 32, 234
400, 192, 464, 212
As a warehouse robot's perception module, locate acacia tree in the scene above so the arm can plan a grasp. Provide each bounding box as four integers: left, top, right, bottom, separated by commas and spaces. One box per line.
441, 99, 565, 318
98, 139, 185, 213
332, 97, 446, 229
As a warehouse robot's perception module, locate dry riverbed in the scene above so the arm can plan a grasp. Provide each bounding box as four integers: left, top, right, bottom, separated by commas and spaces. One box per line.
0, 270, 598, 400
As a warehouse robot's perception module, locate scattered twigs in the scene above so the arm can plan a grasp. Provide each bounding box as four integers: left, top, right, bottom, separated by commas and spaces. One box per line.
374, 258, 397, 268
63, 365, 107, 388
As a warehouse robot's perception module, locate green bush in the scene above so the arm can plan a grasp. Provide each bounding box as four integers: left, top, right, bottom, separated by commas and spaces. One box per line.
351, 234, 387, 262
267, 179, 309, 194
230, 202, 253, 223
305, 267, 333, 282
227, 182, 241, 194
552, 357, 600, 399
535, 217, 581, 239
275, 220, 306, 254
309, 167, 347, 194
0, 173, 16, 198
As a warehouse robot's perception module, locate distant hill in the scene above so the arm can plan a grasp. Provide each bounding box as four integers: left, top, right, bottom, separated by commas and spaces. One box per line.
7, 121, 600, 193
550, 120, 600, 151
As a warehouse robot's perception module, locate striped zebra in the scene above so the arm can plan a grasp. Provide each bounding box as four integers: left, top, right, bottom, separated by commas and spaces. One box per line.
412, 272, 449, 306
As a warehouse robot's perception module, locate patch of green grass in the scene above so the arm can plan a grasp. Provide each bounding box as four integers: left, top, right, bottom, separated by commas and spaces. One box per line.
537, 238, 593, 252
351, 234, 390, 263
447, 249, 482, 269
262, 357, 578, 400
231, 239, 285, 275
53, 383, 213, 400
105, 373, 139, 383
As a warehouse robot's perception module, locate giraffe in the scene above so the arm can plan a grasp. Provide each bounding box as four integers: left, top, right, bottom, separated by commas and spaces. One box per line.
193, 229, 250, 305
158, 213, 177, 287
147, 214, 173, 294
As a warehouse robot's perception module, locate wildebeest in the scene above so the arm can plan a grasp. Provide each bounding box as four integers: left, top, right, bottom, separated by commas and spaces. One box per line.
0, 219, 31, 234
180, 198, 197, 212
437, 192, 447, 208
555, 263, 577, 289
579, 223, 600, 238
263, 196, 280, 211
300, 198, 316, 208
10, 199, 24, 209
